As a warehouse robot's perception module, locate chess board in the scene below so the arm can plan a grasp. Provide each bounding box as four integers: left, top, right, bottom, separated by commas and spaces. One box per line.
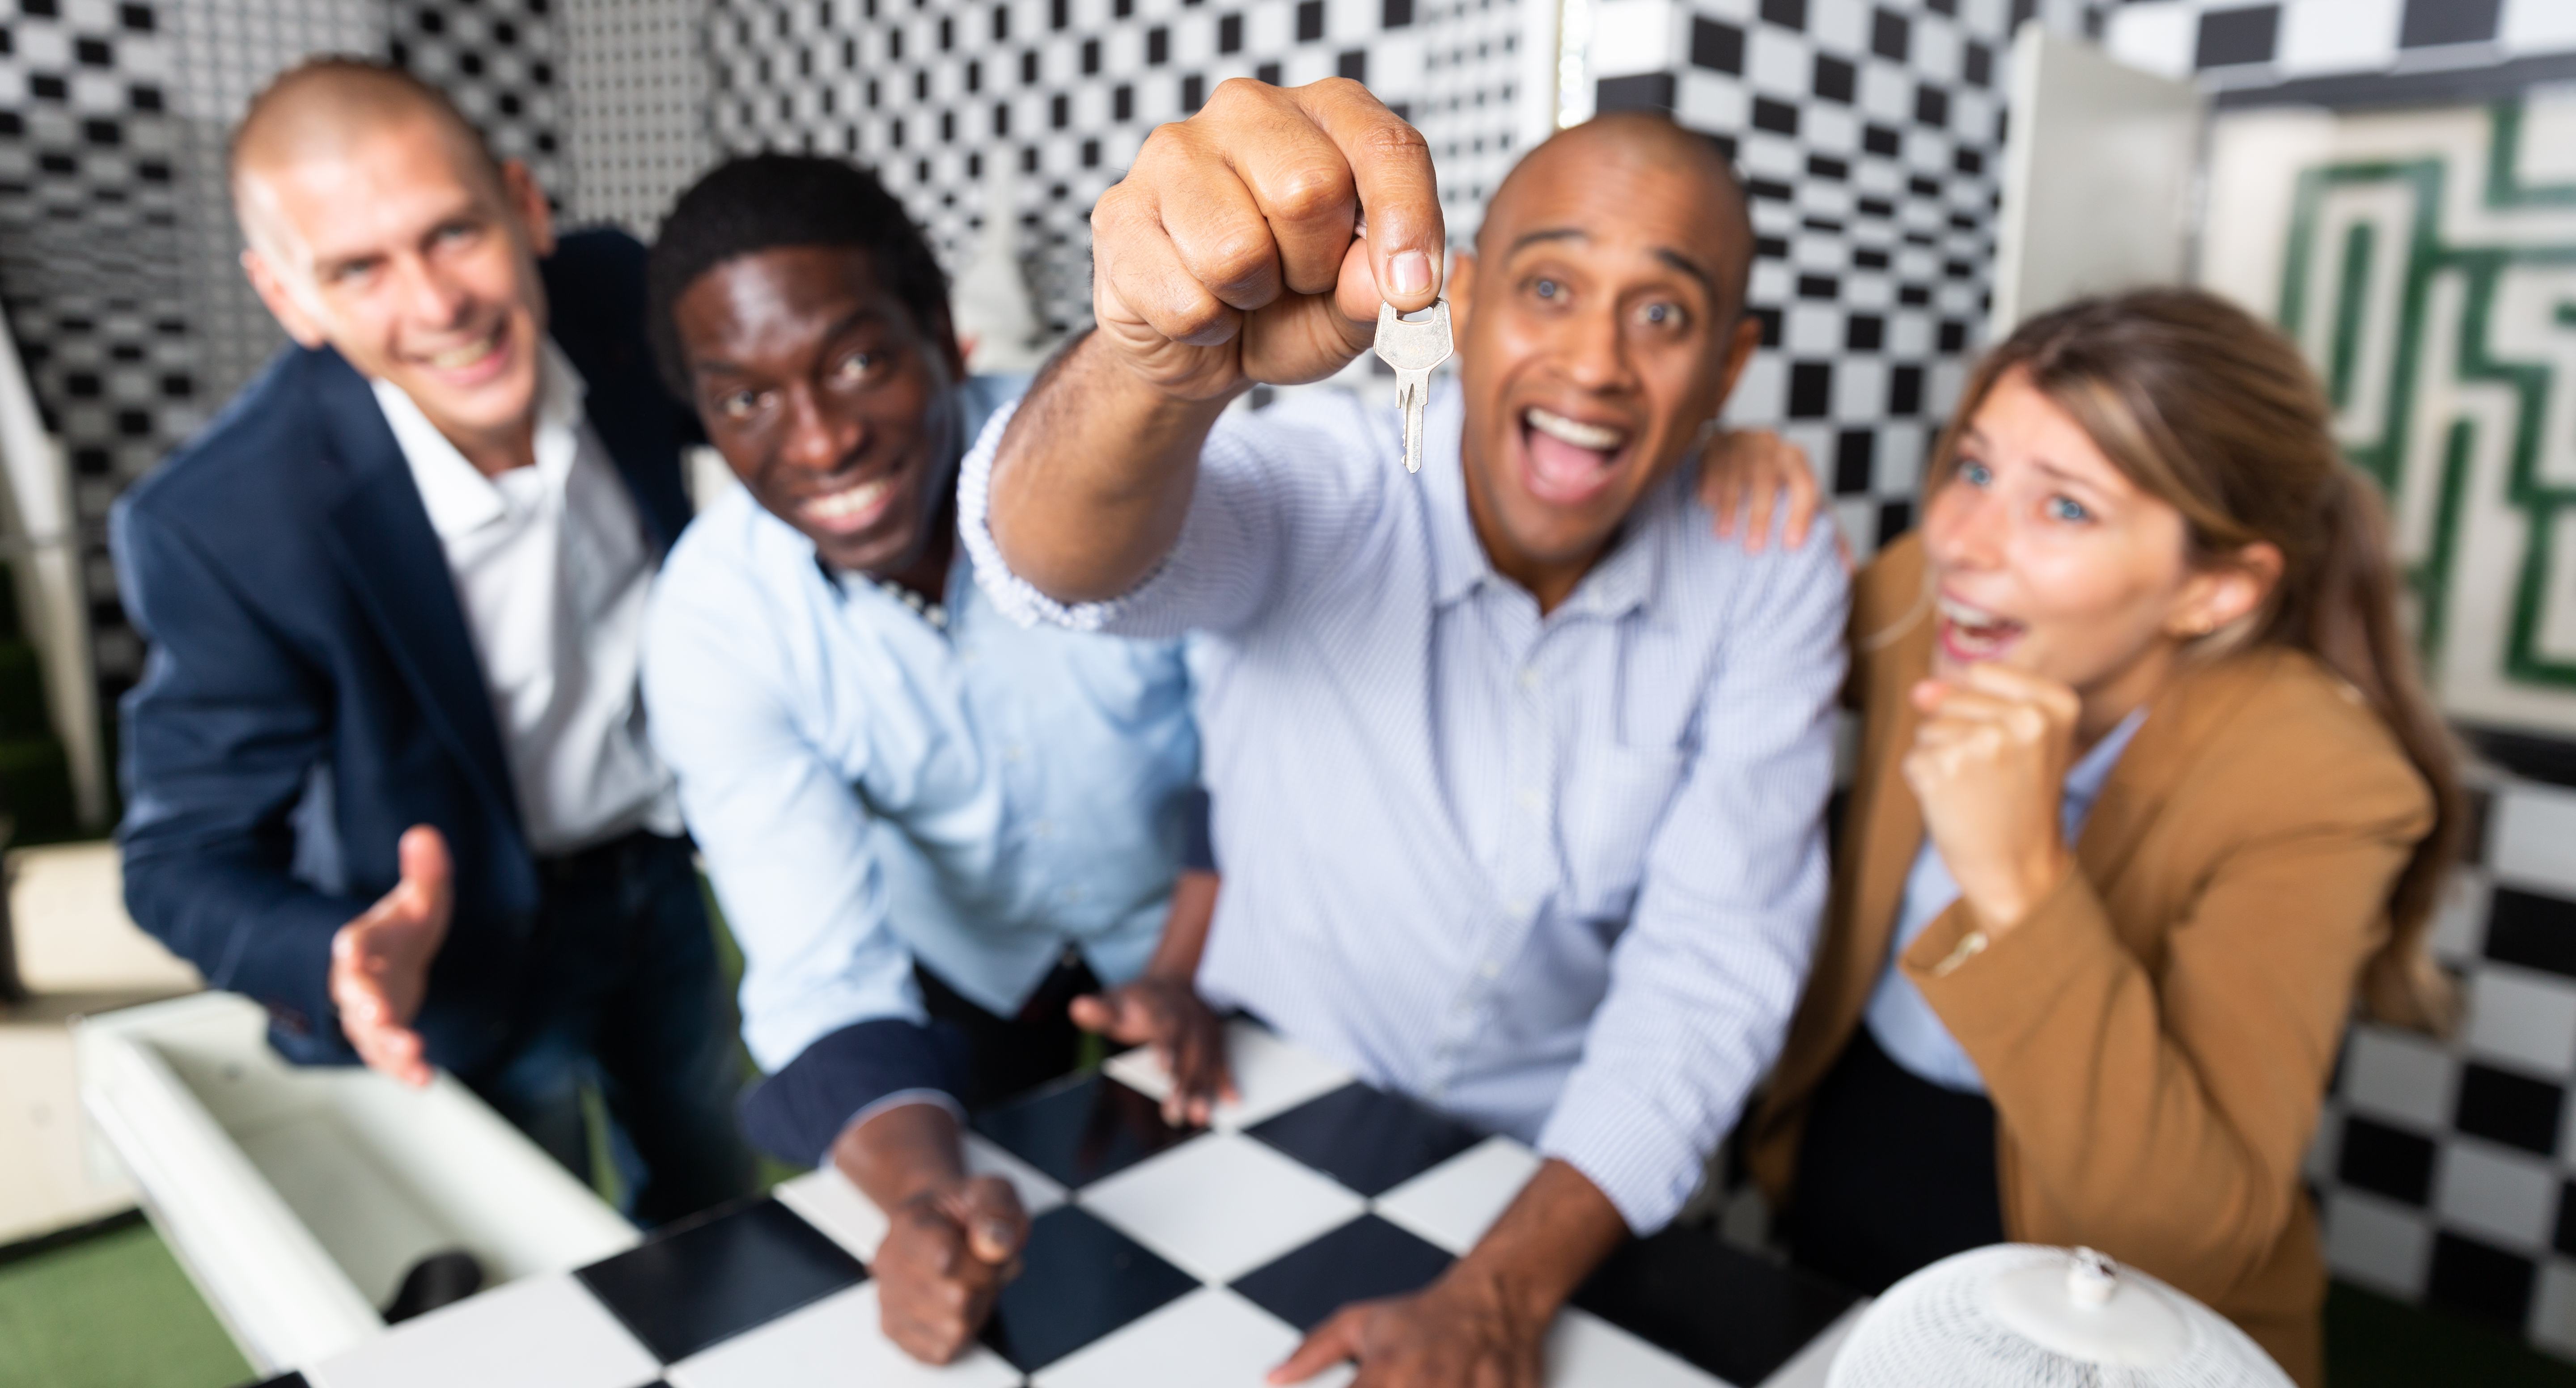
237, 1022, 1863, 1388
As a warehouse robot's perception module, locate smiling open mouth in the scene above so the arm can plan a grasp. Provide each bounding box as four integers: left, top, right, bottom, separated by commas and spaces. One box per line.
420, 324, 506, 373
797, 470, 902, 535
1936, 595, 2027, 663
1521, 405, 1631, 504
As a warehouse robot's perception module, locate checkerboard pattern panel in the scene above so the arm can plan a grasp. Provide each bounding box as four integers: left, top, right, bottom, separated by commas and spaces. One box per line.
1588, 0, 2121, 560
699, 0, 1530, 339
0, 0, 205, 694
2101, 0, 2576, 86
2305, 774, 2576, 1358
558, 0, 711, 236
258, 1022, 1858, 1388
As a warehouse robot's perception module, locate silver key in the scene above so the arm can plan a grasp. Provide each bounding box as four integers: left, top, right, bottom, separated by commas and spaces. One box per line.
1374, 299, 1453, 474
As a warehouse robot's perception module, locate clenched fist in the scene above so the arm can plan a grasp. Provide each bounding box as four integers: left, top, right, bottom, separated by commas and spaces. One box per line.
1902, 664, 2081, 934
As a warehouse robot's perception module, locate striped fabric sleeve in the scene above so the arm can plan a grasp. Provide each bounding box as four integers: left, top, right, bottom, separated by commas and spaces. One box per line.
958, 397, 1303, 639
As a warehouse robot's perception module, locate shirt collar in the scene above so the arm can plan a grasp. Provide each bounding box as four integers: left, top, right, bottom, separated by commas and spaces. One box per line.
1419, 380, 1663, 621
372, 338, 587, 540
2064, 705, 2148, 817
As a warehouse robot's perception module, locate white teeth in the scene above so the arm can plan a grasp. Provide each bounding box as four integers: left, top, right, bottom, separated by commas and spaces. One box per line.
1525, 406, 1627, 452
1938, 597, 2015, 631
803, 477, 891, 520
424, 331, 501, 370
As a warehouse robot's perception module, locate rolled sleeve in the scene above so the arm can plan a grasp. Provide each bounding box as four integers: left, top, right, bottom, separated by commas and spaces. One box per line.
1538, 526, 1848, 1231
737, 1018, 970, 1167
959, 394, 1380, 640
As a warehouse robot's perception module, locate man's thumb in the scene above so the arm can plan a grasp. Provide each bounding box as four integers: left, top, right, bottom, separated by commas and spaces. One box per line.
395, 825, 453, 916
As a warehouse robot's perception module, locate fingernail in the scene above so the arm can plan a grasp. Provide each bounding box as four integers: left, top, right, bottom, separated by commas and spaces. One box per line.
1388, 250, 1431, 297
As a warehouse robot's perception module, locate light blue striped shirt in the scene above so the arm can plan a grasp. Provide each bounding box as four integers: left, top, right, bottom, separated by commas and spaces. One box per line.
1864, 707, 2148, 1094
962, 380, 1847, 1231
643, 377, 1200, 1075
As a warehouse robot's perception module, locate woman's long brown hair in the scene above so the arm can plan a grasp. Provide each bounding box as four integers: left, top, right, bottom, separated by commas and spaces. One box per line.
1923, 288, 2463, 1033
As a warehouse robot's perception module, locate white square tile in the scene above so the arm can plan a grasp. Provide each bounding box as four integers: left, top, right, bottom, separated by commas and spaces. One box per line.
1078, 1132, 1365, 1283
2435, 1140, 2557, 1253
2528, 1260, 2576, 1358
668, 1282, 1020, 1388
1546, 1308, 1729, 1387
2494, 782, 2576, 898
2322, 1189, 2433, 1299
2340, 1025, 2457, 1130
1102, 1020, 1354, 1132
306, 1274, 659, 1388
2467, 967, 2576, 1077
1372, 1137, 1544, 1256
1031, 1286, 1353, 1388
775, 1135, 1068, 1263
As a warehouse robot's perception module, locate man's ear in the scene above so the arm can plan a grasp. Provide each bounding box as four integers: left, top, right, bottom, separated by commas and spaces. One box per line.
240, 245, 330, 350
500, 158, 556, 258
1445, 250, 1478, 339
1711, 313, 1762, 410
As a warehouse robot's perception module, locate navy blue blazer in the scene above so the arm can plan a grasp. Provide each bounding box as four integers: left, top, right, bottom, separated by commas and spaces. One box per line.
112, 229, 700, 1071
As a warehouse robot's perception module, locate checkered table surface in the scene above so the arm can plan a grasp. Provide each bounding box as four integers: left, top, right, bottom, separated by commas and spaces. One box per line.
239, 1021, 1862, 1388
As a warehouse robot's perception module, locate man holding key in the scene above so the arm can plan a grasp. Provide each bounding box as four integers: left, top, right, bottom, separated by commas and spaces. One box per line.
966, 81, 1847, 1385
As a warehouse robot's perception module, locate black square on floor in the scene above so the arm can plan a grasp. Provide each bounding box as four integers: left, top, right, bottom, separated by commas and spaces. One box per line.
2425, 1230, 2536, 1331
1232, 1214, 1455, 1330
1246, 1083, 1483, 1196
2454, 1063, 2565, 1157
982, 1205, 1198, 1371
1576, 1226, 1858, 1387
576, 1197, 865, 1363
2336, 1115, 2438, 1206
973, 1072, 1204, 1189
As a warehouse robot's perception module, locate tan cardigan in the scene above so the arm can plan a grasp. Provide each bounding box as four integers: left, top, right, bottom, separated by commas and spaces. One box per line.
1744, 536, 2435, 1387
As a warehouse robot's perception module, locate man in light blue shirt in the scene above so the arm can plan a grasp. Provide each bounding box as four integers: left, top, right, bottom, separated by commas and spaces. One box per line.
970, 88, 1846, 1387
636, 156, 1214, 1368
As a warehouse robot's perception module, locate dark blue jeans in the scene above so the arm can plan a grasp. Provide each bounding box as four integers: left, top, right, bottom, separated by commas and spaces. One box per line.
464, 830, 754, 1227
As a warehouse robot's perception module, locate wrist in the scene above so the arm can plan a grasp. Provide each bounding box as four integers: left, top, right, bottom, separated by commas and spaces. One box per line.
1971, 841, 2073, 934
1449, 1244, 1573, 1328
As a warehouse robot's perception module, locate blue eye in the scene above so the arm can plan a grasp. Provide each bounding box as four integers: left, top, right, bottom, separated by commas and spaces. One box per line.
1958, 460, 1992, 487
1534, 278, 1561, 300
2047, 495, 2091, 523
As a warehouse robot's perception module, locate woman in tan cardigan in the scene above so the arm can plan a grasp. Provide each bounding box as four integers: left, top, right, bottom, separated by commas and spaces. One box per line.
1719, 290, 2461, 1386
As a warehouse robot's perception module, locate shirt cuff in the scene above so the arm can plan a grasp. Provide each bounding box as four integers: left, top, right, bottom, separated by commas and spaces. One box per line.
1536, 1075, 1709, 1235
738, 1017, 971, 1167
957, 397, 1161, 633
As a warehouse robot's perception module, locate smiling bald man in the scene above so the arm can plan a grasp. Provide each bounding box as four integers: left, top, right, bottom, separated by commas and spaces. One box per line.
110, 59, 752, 1229
970, 85, 1848, 1387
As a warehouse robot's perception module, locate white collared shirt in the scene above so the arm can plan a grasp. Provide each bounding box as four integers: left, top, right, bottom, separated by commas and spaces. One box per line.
372, 341, 682, 855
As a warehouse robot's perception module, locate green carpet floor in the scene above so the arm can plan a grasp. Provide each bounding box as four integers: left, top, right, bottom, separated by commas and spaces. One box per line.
1, 1210, 2571, 1388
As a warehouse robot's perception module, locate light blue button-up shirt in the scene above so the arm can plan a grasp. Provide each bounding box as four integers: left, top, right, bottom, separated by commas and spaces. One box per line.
1864, 708, 2148, 1094
642, 377, 1200, 1075
962, 381, 1848, 1231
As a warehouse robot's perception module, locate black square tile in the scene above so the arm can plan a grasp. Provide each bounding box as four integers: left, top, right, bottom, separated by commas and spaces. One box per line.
1232, 1214, 1455, 1330
2485, 889, 2576, 979
2425, 1231, 2535, 1331
1596, 72, 1676, 115
2552, 1181, 2576, 1258
1691, 17, 1744, 74
2454, 1063, 2563, 1157
1246, 1083, 1483, 1197
2400, 0, 2500, 48
2337, 1115, 2437, 1206
972, 1072, 1205, 1190
1834, 429, 1876, 494
982, 1205, 1198, 1371
1575, 1226, 1858, 1387
576, 1197, 865, 1363
2195, 5, 2280, 68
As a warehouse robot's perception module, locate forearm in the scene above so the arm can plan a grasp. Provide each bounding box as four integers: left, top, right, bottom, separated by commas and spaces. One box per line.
1449, 1159, 1629, 1320
832, 1100, 971, 1212
987, 331, 1236, 604
1147, 869, 1220, 982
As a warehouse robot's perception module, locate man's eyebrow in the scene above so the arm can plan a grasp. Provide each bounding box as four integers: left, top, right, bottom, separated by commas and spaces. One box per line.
691, 302, 883, 377
1505, 227, 1587, 256
1652, 247, 1717, 298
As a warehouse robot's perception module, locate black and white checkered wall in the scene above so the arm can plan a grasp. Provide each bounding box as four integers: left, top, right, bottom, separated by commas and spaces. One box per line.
2099, 0, 2575, 83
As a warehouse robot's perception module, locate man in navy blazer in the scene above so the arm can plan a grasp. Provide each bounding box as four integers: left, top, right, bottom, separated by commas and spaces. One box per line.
111, 59, 751, 1223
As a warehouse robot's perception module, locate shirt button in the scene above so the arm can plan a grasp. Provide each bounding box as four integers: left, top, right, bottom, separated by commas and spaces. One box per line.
1504, 896, 1532, 915
1515, 788, 1543, 811
1479, 959, 1502, 980
1059, 885, 1085, 903
1004, 744, 1026, 764
1518, 667, 1540, 689
1031, 819, 1052, 838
